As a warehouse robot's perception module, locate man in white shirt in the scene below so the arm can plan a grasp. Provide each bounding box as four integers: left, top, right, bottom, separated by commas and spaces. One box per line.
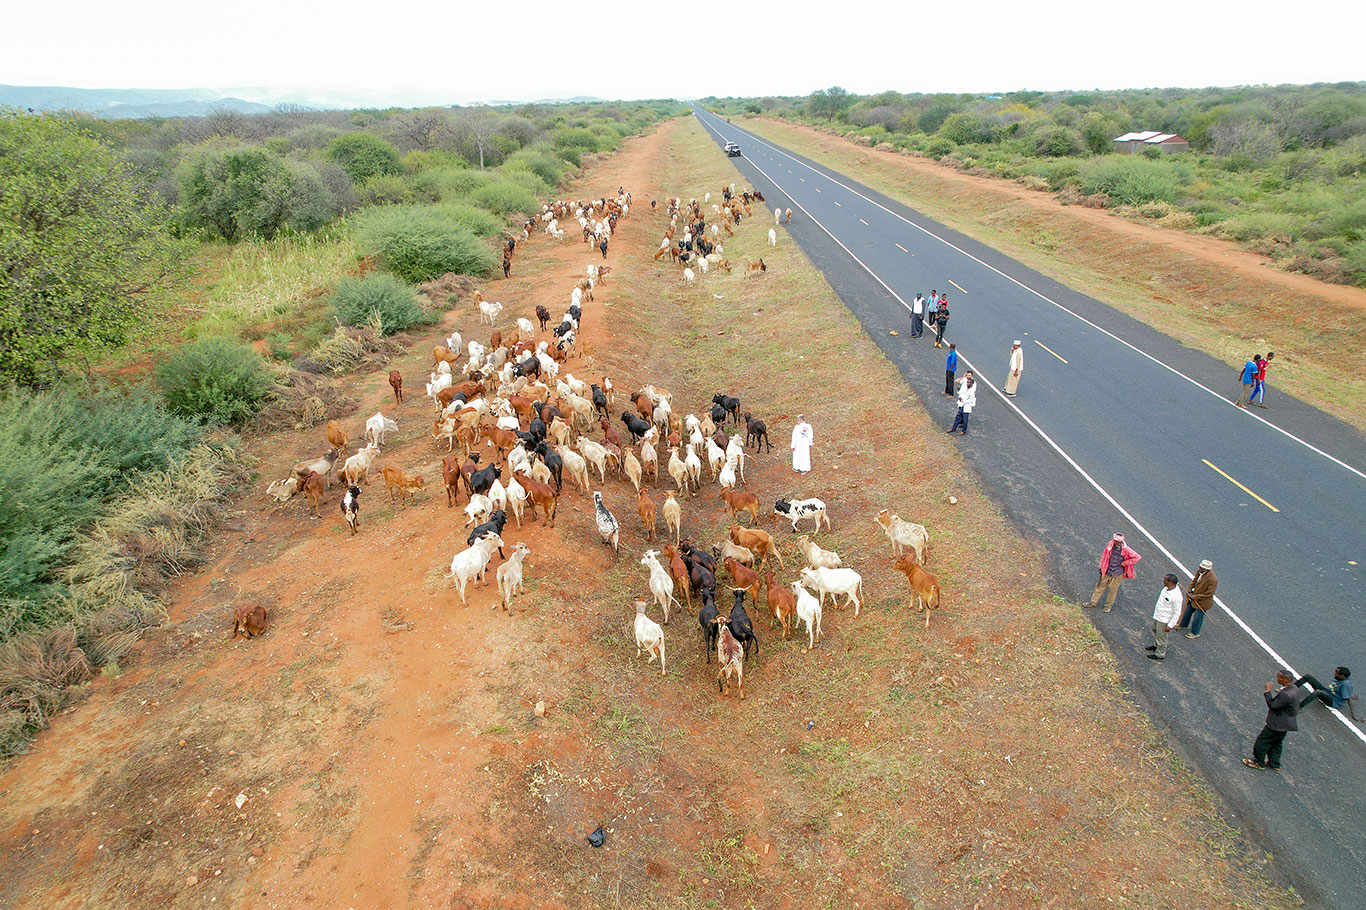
1145, 574, 1183, 661
947, 372, 976, 435
910, 293, 925, 338
1004, 340, 1023, 396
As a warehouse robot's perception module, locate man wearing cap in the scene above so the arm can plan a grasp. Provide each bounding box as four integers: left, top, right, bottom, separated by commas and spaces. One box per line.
1082, 533, 1142, 612
1004, 341, 1024, 396
1177, 560, 1219, 638
1145, 574, 1183, 660
1244, 670, 1303, 770
790, 414, 813, 474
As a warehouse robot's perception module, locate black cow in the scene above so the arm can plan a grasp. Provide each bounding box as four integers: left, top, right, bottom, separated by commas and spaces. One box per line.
534, 442, 563, 494
726, 589, 758, 664
469, 463, 502, 496
712, 393, 741, 425
698, 588, 720, 662
466, 510, 508, 557
621, 411, 651, 442
743, 413, 772, 452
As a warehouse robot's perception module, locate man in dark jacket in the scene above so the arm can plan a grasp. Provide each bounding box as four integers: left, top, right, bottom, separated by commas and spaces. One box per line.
1244, 670, 1304, 770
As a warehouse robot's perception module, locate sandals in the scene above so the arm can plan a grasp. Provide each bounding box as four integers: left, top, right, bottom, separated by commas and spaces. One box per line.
1242, 758, 1267, 770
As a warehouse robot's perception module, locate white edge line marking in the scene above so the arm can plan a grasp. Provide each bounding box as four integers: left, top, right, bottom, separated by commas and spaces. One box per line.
697, 110, 1366, 746
709, 113, 1365, 484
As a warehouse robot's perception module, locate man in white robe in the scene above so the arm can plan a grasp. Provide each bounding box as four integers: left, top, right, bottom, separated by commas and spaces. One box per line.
1004, 340, 1023, 396
790, 415, 813, 474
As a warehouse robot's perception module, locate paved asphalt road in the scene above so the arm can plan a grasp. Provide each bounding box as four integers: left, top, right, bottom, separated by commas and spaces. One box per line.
691, 107, 1365, 908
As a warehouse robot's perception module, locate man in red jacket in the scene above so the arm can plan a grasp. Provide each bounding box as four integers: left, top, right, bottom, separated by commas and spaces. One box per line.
1082, 532, 1142, 612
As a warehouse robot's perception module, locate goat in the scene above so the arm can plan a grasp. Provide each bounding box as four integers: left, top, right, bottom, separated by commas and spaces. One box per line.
715, 619, 745, 699
389, 370, 404, 404
667, 446, 690, 495
774, 208, 782, 226
341, 442, 381, 486
365, 412, 399, 446
683, 444, 703, 493
382, 464, 425, 505
723, 556, 762, 606
633, 602, 667, 676
623, 449, 643, 494
745, 258, 767, 274
496, 542, 531, 612
796, 535, 841, 570
893, 554, 942, 628
536, 304, 551, 331
662, 543, 691, 611
593, 491, 620, 554
774, 498, 831, 534
445, 533, 505, 606
326, 419, 349, 454
469, 463, 502, 497
718, 456, 738, 492
637, 488, 657, 541
466, 511, 509, 557
342, 485, 362, 535
792, 583, 824, 651
301, 471, 326, 518
504, 474, 527, 529
287, 447, 339, 491
557, 444, 591, 493
719, 488, 760, 526
442, 454, 462, 507
621, 411, 652, 443
699, 588, 720, 663
521, 477, 558, 526
641, 549, 680, 623
231, 604, 269, 639
478, 300, 504, 325
729, 524, 783, 569
743, 413, 772, 452
764, 570, 795, 640
713, 539, 756, 568
682, 267, 695, 286
799, 566, 865, 617
576, 436, 611, 483
660, 490, 683, 545
463, 493, 494, 527
267, 475, 301, 502
785, 208, 793, 223
726, 588, 759, 664
768, 228, 777, 247
712, 393, 741, 426
875, 509, 929, 563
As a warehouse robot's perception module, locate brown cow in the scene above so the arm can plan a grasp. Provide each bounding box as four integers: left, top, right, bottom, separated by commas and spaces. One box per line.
637, 488, 657, 541
893, 554, 942, 628
764, 569, 795, 640
301, 470, 326, 518
389, 370, 404, 404
325, 420, 348, 454
231, 604, 268, 639
720, 488, 760, 526
382, 464, 426, 505
442, 454, 462, 507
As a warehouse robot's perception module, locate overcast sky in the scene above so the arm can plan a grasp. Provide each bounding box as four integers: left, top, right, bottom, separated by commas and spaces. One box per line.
6, 0, 1363, 106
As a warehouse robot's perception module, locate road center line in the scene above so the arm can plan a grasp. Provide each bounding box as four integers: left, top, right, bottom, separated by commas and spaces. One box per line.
895, 243, 908, 252
834, 200, 841, 207
1203, 459, 1280, 512
698, 110, 1366, 746
1034, 340, 1068, 363
859, 218, 869, 225
948, 280, 967, 294
714, 116, 1365, 484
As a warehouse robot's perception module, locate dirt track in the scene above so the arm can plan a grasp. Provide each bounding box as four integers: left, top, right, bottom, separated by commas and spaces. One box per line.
0, 120, 1298, 910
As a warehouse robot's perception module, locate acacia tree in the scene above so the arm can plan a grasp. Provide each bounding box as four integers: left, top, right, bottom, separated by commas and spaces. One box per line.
455, 108, 504, 168
809, 86, 853, 122
0, 110, 188, 387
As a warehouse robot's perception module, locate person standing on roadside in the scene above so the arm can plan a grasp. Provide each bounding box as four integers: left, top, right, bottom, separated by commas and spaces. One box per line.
926, 291, 940, 336
948, 372, 976, 435
1177, 559, 1218, 638
1145, 574, 1183, 661
1004, 340, 1024, 396
944, 343, 959, 396
1082, 533, 1142, 612
933, 297, 951, 348
1252, 352, 1275, 408
1244, 670, 1303, 771
910, 293, 925, 338
1234, 354, 1260, 408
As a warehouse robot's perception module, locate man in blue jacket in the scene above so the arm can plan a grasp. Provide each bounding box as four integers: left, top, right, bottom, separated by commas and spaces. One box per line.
1234, 354, 1260, 408
944, 344, 958, 396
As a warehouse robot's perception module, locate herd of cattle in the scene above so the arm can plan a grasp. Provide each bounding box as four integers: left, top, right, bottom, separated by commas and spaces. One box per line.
257, 185, 942, 700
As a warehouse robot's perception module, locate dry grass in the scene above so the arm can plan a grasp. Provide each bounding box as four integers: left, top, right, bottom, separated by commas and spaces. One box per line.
739, 117, 1366, 432
198, 228, 359, 324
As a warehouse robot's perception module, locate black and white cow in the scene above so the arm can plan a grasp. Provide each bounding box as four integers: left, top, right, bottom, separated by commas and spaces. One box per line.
342, 485, 362, 535
774, 497, 831, 534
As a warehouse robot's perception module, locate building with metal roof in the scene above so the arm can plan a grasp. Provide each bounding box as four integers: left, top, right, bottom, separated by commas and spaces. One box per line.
1113, 131, 1189, 154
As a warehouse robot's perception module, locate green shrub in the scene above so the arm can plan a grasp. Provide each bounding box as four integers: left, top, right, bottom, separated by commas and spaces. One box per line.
503, 145, 566, 188
925, 137, 956, 159
424, 167, 492, 199
176, 146, 337, 241
329, 274, 426, 335
1341, 239, 1366, 285
554, 128, 599, 152
0, 390, 203, 611
326, 132, 403, 183
500, 169, 550, 196
1077, 156, 1190, 205
355, 174, 416, 207
439, 203, 504, 238
471, 180, 541, 216
352, 206, 497, 282
155, 336, 270, 425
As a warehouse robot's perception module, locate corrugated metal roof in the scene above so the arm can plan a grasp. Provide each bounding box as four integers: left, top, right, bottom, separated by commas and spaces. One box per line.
1113, 130, 1187, 144
1147, 133, 1177, 143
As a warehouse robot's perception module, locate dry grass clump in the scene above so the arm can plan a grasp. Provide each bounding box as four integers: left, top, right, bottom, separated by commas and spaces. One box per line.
417, 271, 477, 307
250, 362, 359, 432
0, 436, 247, 759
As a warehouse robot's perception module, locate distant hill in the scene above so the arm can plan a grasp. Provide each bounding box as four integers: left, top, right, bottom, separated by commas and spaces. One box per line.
1, 85, 286, 118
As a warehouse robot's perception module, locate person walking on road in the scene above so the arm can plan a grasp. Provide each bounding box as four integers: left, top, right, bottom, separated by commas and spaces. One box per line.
1145, 574, 1183, 660
1177, 559, 1218, 638
1004, 340, 1024, 396
910, 293, 925, 338
1244, 670, 1304, 770
1294, 667, 1362, 721
1252, 352, 1275, 408
1234, 354, 1260, 408
943, 344, 959, 396
933, 298, 951, 348
790, 414, 814, 475
948, 372, 975, 435
1083, 533, 1142, 612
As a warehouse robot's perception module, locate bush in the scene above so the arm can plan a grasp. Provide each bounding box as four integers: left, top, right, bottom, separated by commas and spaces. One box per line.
471, 180, 541, 216
329, 274, 426, 335
155, 336, 270, 425
326, 132, 403, 183
352, 206, 499, 281
0, 390, 203, 612
424, 167, 492, 199
355, 174, 416, 207
925, 137, 956, 159
176, 145, 338, 241
554, 128, 600, 152
439, 203, 504, 238
1077, 156, 1190, 206
503, 145, 566, 189
500, 169, 550, 196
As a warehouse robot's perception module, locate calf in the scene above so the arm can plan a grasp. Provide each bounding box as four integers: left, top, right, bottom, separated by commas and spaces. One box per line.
637, 489, 657, 541
389, 370, 404, 404
633, 602, 667, 676
466, 509, 509, 556
893, 554, 942, 628
442, 455, 463, 507
792, 583, 824, 651
382, 464, 425, 505
496, 542, 532, 612
725, 588, 759, 664
764, 570, 795, 640
743, 413, 772, 452
723, 557, 762, 607
774, 497, 831, 534
301, 470, 326, 519
720, 488, 760, 526
799, 566, 865, 617
231, 604, 268, 639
